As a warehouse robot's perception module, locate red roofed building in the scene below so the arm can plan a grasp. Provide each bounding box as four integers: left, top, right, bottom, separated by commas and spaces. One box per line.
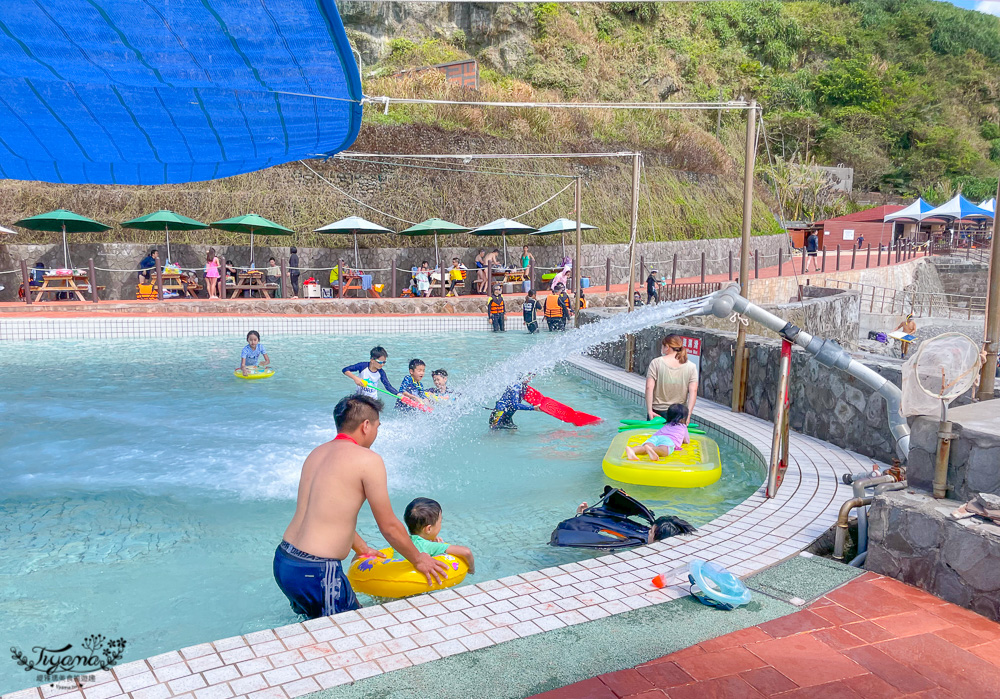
810, 205, 904, 249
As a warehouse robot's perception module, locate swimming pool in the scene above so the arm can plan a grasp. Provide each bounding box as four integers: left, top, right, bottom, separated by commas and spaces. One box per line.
0, 332, 763, 692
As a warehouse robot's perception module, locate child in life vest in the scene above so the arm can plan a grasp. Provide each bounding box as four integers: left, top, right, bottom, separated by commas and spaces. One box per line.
487, 284, 506, 332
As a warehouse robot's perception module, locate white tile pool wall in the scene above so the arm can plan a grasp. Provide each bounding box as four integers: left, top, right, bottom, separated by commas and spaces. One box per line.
0, 314, 525, 341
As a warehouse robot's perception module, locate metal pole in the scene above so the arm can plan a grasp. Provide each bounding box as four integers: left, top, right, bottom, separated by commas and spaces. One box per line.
672, 253, 678, 284
754, 250, 759, 279
701, 252, 706, 283
978, 177, 1000, 399
280, 257, 287, 300
605, 257, 611, 292
88, 258, 98, 303
778, 248, 783, 277
155, 256, 163, 301
574, 176, 583, 326
639, 255, 645, 292
852, 244, 857, 269
729, 250, 734, 281
866, 244, 871, 269
391, 255, 397, 298
801, 244, 806, 274
338, 258, 344, 298
768, 339, 792, 498
821, 245, 827, 272
836, 245, 841, 271
219, 256, 227, 299
626, 153, 640, 312
440, 260, 447, 298
20, 259, 31, 305
732, 99, 757, 413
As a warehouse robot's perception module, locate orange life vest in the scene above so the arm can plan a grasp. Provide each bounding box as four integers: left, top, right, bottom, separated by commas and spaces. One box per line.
544, 294, 562, 318
489, 297, 505, 315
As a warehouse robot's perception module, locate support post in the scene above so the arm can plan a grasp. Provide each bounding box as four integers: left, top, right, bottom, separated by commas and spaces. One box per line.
20, 259, 31, 305
732, 99, 757, 414
440, 261, 447, 298
639, 255, 645, 291
778, 248, 783, 277
605, 257, 611, 292
88, 258, 98, 303
877, 245, 882, 267
821, 246, 827, 272
626, 153, 641, 312
672, 253, 678, 284
754, 250, 759, 279
391, 255, 397, 298
701, 252, 706, 283
852, 244, 857, 269
978, 177, 1000, 399
801, 245, 807, 274
767, 339, 792, 498
574, 176, 583, 326
866, 245, 871, 269
155, 257, 164, 301
220, 256, 227, 299
280, 258, 287, 300
836, 245, 841, 271
728, 250, 734, 281
338, 258, 344, 298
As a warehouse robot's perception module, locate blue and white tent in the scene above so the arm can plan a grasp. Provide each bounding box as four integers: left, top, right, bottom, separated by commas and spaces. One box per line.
0, 0, 362, 185
883, 198, 937, 222
923, 194, 993, 221
980, 198, 995, 214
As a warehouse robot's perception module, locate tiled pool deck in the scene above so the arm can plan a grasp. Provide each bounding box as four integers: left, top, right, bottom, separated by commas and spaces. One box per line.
1, 353, 886, 699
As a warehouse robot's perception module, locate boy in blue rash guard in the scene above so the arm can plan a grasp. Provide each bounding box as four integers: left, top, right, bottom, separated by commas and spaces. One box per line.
489, 376, 536, 429
397, 359, 430, 411
343, 346, 398, 400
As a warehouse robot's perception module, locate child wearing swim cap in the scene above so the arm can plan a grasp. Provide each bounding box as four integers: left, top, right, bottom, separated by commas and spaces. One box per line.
404, 498, 475, 574
625, 404, 690, 462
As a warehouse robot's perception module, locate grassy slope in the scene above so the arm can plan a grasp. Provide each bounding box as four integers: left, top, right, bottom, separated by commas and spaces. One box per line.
8, 0, 1000, 246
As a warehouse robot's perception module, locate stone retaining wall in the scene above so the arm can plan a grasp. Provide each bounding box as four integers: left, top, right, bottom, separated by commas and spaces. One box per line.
0, 234, 790, 302
867, 489, 1000, 621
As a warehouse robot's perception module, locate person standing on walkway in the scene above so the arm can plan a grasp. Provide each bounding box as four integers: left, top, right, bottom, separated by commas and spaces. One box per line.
205, 248, 220, 299
288, 246, 300, 299
646, 270, 660, 305
806, 231, 820, 272
857, 234, 865, 250
645, 335, 698, 424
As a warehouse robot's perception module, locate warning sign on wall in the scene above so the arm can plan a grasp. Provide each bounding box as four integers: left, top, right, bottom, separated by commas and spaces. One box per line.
680, 336, 701, 373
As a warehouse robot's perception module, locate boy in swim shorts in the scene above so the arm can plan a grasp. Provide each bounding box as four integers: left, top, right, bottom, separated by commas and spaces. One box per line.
625, 404, 690, 462
404, 497, 475, 574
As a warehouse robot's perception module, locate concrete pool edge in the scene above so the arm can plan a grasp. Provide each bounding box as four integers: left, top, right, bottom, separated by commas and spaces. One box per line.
1, 356, 884, 699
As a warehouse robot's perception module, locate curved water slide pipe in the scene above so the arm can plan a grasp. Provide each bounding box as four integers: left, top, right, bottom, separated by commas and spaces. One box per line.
697, 284, 910, 462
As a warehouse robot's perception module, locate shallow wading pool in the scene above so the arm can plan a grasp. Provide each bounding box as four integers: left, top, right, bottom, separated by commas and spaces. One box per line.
0, 332, 763, 692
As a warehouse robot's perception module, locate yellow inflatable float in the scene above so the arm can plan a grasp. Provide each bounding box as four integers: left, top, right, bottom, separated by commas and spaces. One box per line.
602, 429, 722, 488
347, 547, 468, 598
234, 368, 274, 380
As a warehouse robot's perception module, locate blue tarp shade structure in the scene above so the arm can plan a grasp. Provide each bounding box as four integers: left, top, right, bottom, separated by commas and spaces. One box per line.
0, 0, 362, 185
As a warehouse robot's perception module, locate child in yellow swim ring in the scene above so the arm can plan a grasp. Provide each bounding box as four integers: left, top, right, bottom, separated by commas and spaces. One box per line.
404, 498, 475, 574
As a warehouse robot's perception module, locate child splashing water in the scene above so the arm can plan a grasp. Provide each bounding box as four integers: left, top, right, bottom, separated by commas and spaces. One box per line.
239, 330, 270, 376
625, 404, 689, 461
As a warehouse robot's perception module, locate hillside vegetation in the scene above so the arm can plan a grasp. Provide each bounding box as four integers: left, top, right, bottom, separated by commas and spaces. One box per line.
7, 0, 1000, 247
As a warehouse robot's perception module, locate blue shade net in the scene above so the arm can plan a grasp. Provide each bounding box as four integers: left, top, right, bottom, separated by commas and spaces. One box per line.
0, 0, 362, 184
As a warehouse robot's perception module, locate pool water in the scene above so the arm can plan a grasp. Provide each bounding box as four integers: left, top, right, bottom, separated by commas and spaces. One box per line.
0, 332, 763, 692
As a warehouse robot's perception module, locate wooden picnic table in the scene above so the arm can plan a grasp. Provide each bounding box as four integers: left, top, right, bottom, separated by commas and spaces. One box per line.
490, 267, 528, 287
340, 271, 379, 298
160, 272, 193, 298
33, 273, 102, 302
228, 270, 275, 299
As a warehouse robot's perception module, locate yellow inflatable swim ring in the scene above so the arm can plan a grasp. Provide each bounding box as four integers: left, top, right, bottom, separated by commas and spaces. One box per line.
602, 429, 722, 488
347, 547, 469, 599
234, 368, 274, 380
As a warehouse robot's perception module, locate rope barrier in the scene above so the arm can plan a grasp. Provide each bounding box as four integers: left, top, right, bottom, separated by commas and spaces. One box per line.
301, 161, 418, 225
328, 155, 575, 180
511, 180, 576, 220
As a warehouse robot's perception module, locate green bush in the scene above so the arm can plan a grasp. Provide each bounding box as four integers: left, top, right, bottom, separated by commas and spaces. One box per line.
534, 2, 560, 37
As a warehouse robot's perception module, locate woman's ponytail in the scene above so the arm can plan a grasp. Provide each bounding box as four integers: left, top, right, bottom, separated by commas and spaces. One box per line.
663, 334, 687, 363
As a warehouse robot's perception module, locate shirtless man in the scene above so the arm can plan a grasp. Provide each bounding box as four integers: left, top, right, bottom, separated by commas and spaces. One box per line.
273, 394, 447, 618
894, 313, 917, 359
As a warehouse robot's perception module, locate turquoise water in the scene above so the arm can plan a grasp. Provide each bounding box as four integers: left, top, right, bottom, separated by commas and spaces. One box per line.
0, 331, 763, 692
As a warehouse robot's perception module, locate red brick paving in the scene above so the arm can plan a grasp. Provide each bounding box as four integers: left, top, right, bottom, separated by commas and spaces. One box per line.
532, 573, 1000, 699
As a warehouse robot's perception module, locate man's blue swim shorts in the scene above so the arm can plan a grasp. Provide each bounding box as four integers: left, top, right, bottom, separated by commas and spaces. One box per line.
273, 540, 360, 619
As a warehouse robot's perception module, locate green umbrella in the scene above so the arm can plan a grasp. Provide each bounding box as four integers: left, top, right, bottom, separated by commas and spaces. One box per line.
531, 218, 597, 259
210, 213, 293, 262
14, 209, 110, 267
121, 210, 209, 262
315, 215, 394, 267
399, 218, 470, 267
470, 218, 536, 267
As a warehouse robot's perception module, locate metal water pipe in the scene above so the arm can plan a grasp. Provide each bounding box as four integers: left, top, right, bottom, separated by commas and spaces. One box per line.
834, 496, 872, 560
698, 284, 910, 461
